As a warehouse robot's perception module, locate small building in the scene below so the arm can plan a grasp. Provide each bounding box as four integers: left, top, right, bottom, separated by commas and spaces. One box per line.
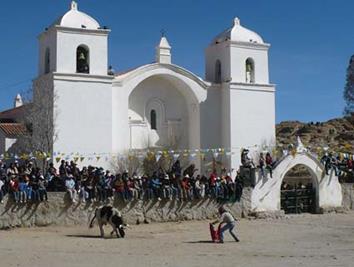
0, 95, 28, 155
0, 123, 27, 155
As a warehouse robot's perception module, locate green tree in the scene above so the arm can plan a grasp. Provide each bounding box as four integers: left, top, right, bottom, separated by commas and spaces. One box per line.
344, 55, 354, 116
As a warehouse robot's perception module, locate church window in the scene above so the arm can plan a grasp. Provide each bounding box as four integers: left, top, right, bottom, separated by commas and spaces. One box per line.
245, 58, 255, 83
150, 109, 157, 130
44, 48, 50, 74
76, 45, 90, 74
215, 60, 222, 83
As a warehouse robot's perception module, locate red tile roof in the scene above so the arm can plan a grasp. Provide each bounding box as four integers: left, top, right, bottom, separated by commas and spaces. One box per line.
0, 104, 30, 121
0, 123, 27, 137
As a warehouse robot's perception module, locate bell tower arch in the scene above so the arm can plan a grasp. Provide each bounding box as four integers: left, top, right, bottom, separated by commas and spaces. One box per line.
38, 1, 110, 77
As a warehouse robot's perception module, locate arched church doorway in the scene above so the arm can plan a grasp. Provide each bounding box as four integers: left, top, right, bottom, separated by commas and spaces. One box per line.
280, 164, 317, 214
128, 75, 194, 150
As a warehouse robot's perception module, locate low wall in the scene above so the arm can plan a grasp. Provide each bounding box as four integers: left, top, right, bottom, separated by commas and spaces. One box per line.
342, 183, 354, 210
0, 188, 252, 229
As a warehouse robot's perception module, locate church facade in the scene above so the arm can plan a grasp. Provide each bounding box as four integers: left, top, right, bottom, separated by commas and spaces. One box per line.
34, 1, 276, 173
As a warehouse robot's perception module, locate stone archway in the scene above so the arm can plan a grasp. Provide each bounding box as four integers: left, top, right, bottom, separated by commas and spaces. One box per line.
251, 152, 343, 213
280, 164, 318, 214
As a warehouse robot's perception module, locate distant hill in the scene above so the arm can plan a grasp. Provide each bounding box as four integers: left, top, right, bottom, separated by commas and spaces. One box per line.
276, 115, 354, 153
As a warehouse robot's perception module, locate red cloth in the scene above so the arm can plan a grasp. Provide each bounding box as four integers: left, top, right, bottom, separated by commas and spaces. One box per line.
266, 155, 273, 165
209, 223, 222, 242
10, 180, 19, 192
209, 173, 216, 186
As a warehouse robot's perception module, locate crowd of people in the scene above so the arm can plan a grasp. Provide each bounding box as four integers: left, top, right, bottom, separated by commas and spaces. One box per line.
1, 149, 353, 204
241, 149, 274, 178
0, 161, 48, 204
0, 159, 245, 204
320, 153, 354, 179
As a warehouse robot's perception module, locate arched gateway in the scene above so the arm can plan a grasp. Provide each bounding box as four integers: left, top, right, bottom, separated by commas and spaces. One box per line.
251, 152, 343, 213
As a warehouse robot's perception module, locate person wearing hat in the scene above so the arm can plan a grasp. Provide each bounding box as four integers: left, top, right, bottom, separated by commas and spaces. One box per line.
212, 206, 240, 243
65, 173, 77, 203
133, 175, 143, 200
38, 174, 48, 201
241, 149, 254, 168
151, 173, 162, 201
181, 174, 191, 200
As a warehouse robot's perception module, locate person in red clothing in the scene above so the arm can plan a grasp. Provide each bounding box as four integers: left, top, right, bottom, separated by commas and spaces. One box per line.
9, 176, 20, 203
265, 152, 273, 178
209, 172, 217, 197
181, 175, 191, 200
347, 158, 353, 171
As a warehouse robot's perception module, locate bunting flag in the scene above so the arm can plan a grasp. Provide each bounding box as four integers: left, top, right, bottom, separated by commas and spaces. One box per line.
0, 143, 352, 165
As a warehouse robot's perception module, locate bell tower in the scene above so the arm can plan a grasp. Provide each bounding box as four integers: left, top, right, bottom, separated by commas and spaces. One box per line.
33, 1, 114, 169
38, 1, 110, 76
204, 17, 276, 173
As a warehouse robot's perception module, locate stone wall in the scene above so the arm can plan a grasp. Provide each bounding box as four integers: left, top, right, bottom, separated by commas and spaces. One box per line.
342, 183, 354, 210
0, 188, 252, 229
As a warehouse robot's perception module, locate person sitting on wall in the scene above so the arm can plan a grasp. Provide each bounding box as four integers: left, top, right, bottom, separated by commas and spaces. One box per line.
65, 173, 77, 203
183, 164, 198, 178
234, 171, 244, 202
241, 149, 254, 168
331, 155, 340, 176
322, 153, 333, 175
211, 206, 240, 243
151, 172, 162, 201
171, 160, 182, 176
259, 152, 266, 178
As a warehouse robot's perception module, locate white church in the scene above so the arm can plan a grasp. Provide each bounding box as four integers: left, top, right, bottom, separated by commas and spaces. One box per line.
1, 1, 345, 213
31, 1, 275, 172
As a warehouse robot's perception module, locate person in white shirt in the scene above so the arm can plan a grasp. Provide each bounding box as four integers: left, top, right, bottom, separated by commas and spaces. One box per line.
212, 206, 240, 243
0, 179, 4, 203
65, 174, 77, 203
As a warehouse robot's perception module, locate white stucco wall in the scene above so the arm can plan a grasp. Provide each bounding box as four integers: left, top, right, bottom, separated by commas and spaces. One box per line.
38, 29, 57, 76
56, 28, 109, 76
230, 43, 270, 84
226, 83, 276, 173
53, 74, 113, 168
205, 43, 231, 83
0, 132, 18, 155
200, 85, 222, 149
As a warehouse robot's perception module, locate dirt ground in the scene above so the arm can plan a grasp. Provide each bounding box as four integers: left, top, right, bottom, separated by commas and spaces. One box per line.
1, 213, 354, 267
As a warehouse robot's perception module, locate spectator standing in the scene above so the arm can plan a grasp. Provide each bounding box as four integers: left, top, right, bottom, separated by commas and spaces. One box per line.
265, 153, 273, 178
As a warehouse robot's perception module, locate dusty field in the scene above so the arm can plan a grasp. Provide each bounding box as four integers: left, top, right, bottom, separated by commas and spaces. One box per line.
1, 213, 354, 267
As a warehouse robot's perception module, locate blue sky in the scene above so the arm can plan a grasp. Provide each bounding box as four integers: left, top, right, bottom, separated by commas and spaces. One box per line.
0, 0, 352, 123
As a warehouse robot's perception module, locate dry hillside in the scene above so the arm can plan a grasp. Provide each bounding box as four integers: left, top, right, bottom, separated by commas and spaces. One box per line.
276, 115, 354, 153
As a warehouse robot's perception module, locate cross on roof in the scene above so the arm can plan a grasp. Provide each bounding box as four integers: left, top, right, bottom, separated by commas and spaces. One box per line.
160, 29, 166, 37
